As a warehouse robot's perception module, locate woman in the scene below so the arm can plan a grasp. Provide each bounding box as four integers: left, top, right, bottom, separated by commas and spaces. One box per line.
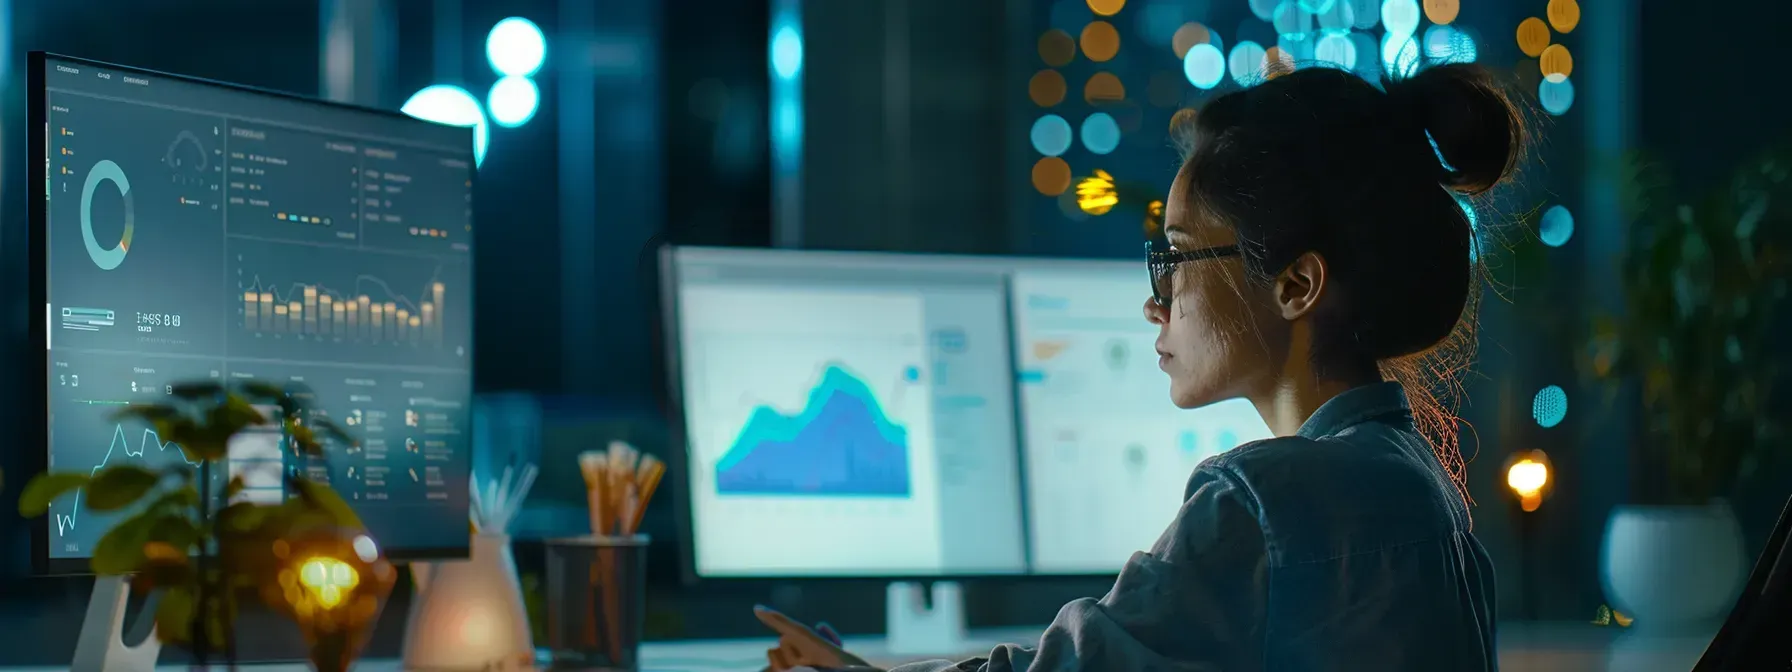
758, 61, 1525, 672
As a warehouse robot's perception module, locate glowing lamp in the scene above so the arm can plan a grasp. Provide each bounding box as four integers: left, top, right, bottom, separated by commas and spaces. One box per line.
1075, 170, 1120, 215
1504, 450, 1553, 512
265, 530, 396, 672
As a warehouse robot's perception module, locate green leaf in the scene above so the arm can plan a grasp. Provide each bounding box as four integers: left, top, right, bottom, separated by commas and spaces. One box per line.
18, 472, 91, 517
136, 556, 195, 591
108, 403, 182, 427
155, 586, 197, 645
146, 514, 202, 551
225, 476, 246, 500
207, 395, 268, 437
288, 421, 324, 456
86, 465, 161, 512
217, 501, 270, 534
167, 382, 226, 401
290, 478, 363, 530
91, 508, 162, 574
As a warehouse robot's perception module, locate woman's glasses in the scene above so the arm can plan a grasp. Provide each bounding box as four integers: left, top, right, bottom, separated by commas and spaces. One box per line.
1146, 240, 1241, 308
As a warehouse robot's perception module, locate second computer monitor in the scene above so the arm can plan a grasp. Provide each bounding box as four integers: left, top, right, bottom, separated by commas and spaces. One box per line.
665, 247, 1029, 578
1008, 262, 1272, 574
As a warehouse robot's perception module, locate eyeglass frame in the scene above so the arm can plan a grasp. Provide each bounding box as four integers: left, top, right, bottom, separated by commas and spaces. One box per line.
1146, 240, 1242, 308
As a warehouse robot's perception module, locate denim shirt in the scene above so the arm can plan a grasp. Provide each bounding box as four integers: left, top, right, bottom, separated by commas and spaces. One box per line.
890, 382, 1498, 672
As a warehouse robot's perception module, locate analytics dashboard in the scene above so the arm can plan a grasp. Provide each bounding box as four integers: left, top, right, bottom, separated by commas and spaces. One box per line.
41, 56, 475, 560
669, 248, 1030, 577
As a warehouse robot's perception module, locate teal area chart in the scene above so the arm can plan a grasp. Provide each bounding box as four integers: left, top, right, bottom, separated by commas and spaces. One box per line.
714, 364, 912, 497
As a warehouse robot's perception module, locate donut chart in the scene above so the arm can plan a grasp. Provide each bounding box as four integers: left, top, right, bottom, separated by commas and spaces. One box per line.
80, 159, 133, 271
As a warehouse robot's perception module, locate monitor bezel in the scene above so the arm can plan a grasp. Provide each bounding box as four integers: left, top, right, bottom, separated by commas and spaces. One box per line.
658, 242, 1153, 583
28, 51, 478, 575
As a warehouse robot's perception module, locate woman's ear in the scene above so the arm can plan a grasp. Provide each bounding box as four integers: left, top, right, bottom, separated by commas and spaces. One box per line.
1273, 251, 1328, 320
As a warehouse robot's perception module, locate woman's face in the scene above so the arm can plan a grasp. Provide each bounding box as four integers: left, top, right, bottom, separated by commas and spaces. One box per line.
1144, 166, 1279, 409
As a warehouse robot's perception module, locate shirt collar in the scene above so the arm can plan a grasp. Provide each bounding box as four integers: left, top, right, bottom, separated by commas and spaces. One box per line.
1295, 381, 1413, 439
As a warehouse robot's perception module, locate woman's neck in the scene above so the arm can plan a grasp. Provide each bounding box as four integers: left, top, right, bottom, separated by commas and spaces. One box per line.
1250, 354, 1384, 437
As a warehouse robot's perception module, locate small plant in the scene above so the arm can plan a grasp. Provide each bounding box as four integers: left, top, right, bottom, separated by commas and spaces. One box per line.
19, 380, 363, 667
1581, 145, 1792, 505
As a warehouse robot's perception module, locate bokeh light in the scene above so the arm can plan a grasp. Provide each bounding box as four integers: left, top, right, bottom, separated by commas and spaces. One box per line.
1082, 113, 1123, 154
486, 76, 540, 128
485, 17, 547, 78
1250, 0, 1280, 21
1039, 29, 1079, 66
1533, 385, 1568, 428
1424, 25, 1476, 63
1265, 46, 1297, 77
1381, 31, 1421, 77
1539, 77, 1575, 115
1030, 115, 1075, 156
1317, 1, 1356, 34
1380, 0, 1421, 37
401, 85, 489, 167
1422, 0, 1459, 25
1172, 22, 1214, 59
1349, 0, 1381, 29
771, 25, 804, 80
1081, 21, 1122, 62
1184, 43, 1227, 89
1030, 70, 1069, 106
1087, 0, 1126, 16
1084, 72, 1127, 104
1315, 33, 1358, 69
1350, 32, 1382, 78
1540, 44, 1573, 82
1516, 17, 1551, 57
1229, 41, 1269, 85
1032, 157, 1074, 195
1274, 2, 1316, 41
1539, 204, 1575, 247
1546, 0, 1580, 33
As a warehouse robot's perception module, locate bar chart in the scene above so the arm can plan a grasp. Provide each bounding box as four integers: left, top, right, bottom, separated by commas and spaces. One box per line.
241, 278, 446, 345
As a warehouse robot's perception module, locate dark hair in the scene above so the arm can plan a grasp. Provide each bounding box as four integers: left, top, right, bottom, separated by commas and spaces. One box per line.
1174, 63, 1526, 493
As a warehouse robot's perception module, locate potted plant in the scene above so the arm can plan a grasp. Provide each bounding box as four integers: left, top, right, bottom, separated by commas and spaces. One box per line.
18, 380, 395, 670
1580, 145, 1792, 630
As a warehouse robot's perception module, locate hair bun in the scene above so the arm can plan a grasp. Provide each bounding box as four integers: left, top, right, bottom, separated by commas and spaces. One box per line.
1385, 64, 1526, 196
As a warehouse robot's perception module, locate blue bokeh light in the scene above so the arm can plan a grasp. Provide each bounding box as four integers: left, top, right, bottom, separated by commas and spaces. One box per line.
1381, 30, 1421, 77
1316, 0, 1355, 35
1315, 33, 1357, 69
771, 25, 804, 80
1349, 0, 1381, 29
1540, 205, 1575, 247
1533, 385, 1568, 429
1081, 113, 1122, 154
1030, 115, 1074, 156
1423, 25, 1477, 63
401, 85, 489, 167
1228, 41, 1269, 86
1274, 2, 1315, 41
1380, 0, 1420, 36
1184, 43, 1227, 89
487, 76, 540, 128
1540, 77, 1575, 115
485, 17, 547, 77
1249, 0, 1280, 21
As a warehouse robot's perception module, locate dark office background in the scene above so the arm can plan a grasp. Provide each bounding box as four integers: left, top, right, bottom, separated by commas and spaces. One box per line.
0, 0, 1787, 666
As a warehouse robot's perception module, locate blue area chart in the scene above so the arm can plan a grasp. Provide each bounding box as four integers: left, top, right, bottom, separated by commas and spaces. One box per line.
56, 424, 201, 537
714, 365, 912, 497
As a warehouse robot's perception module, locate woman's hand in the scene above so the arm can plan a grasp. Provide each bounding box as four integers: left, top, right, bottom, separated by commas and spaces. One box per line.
755, 605, 879, 672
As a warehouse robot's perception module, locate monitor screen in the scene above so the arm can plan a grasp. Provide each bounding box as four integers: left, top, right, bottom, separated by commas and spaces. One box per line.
34, 54, 475, 568
1009, 264, 1272, 574
667, 247, 1028, 578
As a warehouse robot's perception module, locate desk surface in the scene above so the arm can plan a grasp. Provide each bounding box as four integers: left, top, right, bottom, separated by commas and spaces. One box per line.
3, 622, 1711, 672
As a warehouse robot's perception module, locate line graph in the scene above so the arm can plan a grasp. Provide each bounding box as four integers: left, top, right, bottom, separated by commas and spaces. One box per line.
54, 424, 200, 537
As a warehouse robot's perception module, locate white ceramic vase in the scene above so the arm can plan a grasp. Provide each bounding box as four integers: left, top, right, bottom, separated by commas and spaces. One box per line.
401, 533, 535, 670
1599, 502, 1746, 632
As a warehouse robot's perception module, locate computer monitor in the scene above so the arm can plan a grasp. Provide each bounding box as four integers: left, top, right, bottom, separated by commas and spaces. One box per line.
1008, 262, 1272, 574
28, 53, 476, 574
661, 246, 1029, 578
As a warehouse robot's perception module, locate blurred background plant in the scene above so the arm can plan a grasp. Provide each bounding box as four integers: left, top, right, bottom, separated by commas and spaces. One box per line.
1579, 145, 1792, 505
17, 380, 360, 668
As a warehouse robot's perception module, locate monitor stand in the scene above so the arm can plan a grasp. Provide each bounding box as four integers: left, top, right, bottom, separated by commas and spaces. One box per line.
884, 581, 968, 657
71, 575, 162, 672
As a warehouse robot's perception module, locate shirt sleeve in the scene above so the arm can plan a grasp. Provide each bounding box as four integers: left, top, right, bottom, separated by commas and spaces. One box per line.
889, 465, 1270, 672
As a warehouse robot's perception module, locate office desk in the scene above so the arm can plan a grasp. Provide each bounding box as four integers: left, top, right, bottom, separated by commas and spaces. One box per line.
1, 622, 1710, 672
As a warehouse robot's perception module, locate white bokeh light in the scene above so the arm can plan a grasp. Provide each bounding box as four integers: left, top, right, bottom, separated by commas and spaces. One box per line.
487, 76, 541, 128
402, 85, 489, 167
486, 17, 547, 77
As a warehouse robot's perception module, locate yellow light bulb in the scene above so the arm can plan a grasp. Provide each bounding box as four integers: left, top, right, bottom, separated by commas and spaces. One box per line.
1505, 459, 1549, 497
1076, 170, 1119, 215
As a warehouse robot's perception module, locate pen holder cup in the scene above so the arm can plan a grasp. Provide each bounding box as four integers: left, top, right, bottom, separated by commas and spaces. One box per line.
543, 535, 650, 671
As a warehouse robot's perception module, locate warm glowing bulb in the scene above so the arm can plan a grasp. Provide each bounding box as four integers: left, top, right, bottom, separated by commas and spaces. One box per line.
1506, 459, 1549, 497
1076, 170, 1120, 215
297, 557, 360, 609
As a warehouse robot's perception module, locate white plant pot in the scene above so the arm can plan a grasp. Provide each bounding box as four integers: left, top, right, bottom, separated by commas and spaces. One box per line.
1599, 503, 1746, 632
